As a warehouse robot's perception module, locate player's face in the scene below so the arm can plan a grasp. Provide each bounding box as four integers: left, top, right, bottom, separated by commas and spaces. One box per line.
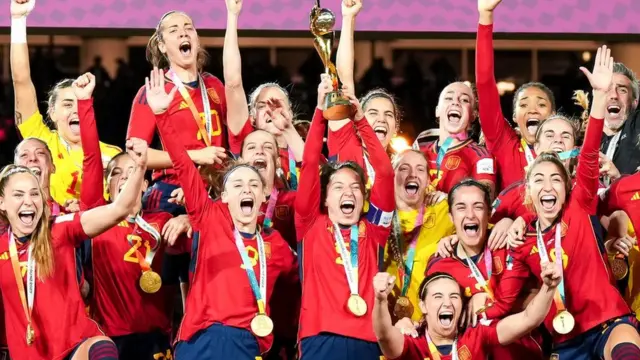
0, 172, 44, 238
254, 86, 291, 135
106, 154, 146, 201
14, 139, 54, 189
605, 73, 637, 131
436, 82, 475, 136
419, 278, 463, 339
364, 97, 396, 148
325, 168, 364, 226
241, 131, 279, 182
222, 167, 266, 225
534, 117, 576, 158
159, 12, 200, 71
449, 186, 489, 249
528, 161, 567, 226
394, 151, 429, 208
514, 86, 553, 144
51, 87, 81, 144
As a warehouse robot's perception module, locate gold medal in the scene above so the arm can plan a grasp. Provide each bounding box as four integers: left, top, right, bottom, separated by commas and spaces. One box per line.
552, 310, 575, 335
612, 257, 629, 280
26, 323, 35, 345
393, 296, 414, 319
250, 314, 274, 337
139, 270, 162, 294
347, 295, 368, 317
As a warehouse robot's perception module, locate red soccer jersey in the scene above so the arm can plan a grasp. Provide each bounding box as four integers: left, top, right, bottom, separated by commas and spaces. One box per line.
0, 214, 103, 359
416, 139, 496, 194
128, 72, 234, 185
393, 324, 500, 360
90, 211, 173, 337
154, 107, 298, 354
327, 122, 366, 169
599, 173, 640, 230
77, 99, 111, 210
491, 180, 529, 224
476, 23, 534, 189
295, 109, 395, 342
501, 116, 631, 343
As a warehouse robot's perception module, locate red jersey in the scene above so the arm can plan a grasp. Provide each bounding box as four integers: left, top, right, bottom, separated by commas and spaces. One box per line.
393, 324, 500, 360
90, 211, 173, 337
416, 139, 496, 193
476, 24, 534, 189
295, 109, 395, 342
128, 72, 233, 185
327, 122, 366, 169
491, 180, 528, 224
0, 214, 103, 359
599, 173, 640, 230
500, 116, 630, 343
154, 109, 298, 354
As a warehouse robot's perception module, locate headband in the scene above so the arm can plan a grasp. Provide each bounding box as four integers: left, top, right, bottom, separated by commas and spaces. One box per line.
222, 164, 262, 188
419, 273, 456, 299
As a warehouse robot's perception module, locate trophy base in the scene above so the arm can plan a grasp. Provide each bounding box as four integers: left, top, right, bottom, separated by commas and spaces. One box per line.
323, 91, 354, 121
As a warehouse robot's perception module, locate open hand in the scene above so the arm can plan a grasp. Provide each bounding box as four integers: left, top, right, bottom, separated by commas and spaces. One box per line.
580, 45, 614, 94
145, 67, 178, 115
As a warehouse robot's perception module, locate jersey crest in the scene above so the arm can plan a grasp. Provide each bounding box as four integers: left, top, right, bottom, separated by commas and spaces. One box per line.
445, 155, 461, 170
275, 205, 290, 220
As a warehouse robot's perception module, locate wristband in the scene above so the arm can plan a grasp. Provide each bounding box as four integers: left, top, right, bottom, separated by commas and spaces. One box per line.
11, 17, 27, 44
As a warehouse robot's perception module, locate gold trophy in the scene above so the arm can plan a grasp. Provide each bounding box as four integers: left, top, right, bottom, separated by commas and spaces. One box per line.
310, 0, 354, 120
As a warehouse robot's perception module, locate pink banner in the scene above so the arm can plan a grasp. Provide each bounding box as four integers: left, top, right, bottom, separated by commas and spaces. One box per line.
1, 0, 637, 33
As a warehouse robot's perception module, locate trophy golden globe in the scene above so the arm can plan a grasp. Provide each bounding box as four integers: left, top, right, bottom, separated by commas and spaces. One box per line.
310, 1, 354, 120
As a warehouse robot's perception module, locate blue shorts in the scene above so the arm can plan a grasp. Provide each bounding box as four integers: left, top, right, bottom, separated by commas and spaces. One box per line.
299, 333, 381, 360
551, 315, 639, 360
142, 181, 185, 216
175, 323, 262, 360
112, 331, 171, 360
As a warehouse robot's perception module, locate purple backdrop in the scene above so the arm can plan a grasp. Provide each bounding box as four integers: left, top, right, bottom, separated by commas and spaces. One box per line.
1, 0, 638, 33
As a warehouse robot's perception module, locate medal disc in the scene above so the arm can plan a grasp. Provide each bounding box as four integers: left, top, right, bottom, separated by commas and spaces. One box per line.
347, 295, 368, 317
250, 314, 274, 337
553, 310, 575, 335
139, 270, 162, 294
393, 296, 414, 319
26, 323, 35, 345
612, 257, 629, 280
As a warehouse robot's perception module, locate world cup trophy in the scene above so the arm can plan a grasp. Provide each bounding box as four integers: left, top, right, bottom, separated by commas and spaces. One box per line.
310, 0, 354, 120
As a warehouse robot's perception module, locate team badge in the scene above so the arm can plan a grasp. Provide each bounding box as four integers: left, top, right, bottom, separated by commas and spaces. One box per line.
445, 156, 461, 170
458, 345, 472, 360
207, 89, 221, 104
275, 205, 289, 220
493, 256, 503, 274
424, 213, 436, 229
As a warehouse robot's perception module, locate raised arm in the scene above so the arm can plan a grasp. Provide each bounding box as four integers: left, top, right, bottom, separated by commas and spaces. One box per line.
146, 68, 212, 227
329, 0, 362, 132
10, 0, 38, 126
73, 73, 106, 210
476, 0, 517, 150
80, 139, 147, 239
295, 77, 332, 240
223, 0, 249, 135
572, 46, 611, 213
496, 262, 559, 345
372, 272, 405, 359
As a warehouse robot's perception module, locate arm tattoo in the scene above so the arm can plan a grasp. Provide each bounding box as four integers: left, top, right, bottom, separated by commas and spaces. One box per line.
15, 111, 23, 126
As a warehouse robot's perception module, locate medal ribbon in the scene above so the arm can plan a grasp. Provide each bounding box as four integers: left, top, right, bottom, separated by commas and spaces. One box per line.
262, 187, 279, 229
603, 131, 622, 186
520, 138, 536, 168
431, 137, 455, 190
234, 230, 268, 314
51, 202, 61, 217
425, 332, 458, 360
8, 229, 35, 338
397, 207, 424, 296
287, 147, 298, 190
536, 223, 568, 313
461, 245, 494, 301
363, 153, 375, 189
333, 223, 360, 296
558, 148, 580, 161
168, 70, 212, 147
127, 215, 162, 272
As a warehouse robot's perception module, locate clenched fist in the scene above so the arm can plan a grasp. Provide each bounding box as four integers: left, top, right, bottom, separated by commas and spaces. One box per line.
372, 272, 396, 302
11, 0, 36, 18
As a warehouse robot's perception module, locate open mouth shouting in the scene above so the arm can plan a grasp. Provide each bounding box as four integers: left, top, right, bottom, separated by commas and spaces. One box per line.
540, 194, 557, 211
240, 197, 255, 216
252, 158, 267, 170
28, 167, 42, 180
179, 41, 192, 57
404, 180, 420, 196
373, 124, 388, 142
340, 199, 356, 215
526, 118, 540, 135
18, 210, 36, 226
607, 104, 622, 118
462, 222, 480, 237
447, 109, 462, 125
438, 310, 455, 328
69, 117, 80, 134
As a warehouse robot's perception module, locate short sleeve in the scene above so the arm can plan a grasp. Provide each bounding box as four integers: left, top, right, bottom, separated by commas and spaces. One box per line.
17, 111, 55, 143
